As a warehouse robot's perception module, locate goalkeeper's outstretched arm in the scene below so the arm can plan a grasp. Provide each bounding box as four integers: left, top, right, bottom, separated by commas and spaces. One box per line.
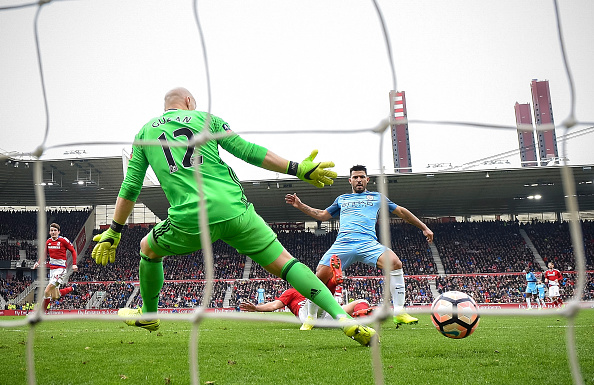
112, 197, 135, 225
261, 149, 337, 188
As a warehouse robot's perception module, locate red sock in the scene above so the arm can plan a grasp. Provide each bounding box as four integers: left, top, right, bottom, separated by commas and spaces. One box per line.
326, 278, 337, 294
42, 298, 51, 313
59, 287, 73, 296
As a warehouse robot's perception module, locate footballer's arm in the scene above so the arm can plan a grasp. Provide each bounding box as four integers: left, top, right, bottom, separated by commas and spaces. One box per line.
239, 300, 285, 313
284, 193, 332, 222
392, 205, 434, 243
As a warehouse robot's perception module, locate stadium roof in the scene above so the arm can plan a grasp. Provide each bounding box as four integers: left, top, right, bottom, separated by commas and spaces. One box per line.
1, 156, 593, 222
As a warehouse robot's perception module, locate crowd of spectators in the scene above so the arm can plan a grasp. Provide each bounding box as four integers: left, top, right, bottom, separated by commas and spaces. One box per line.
433, 220, 537, 273
0, 209, 91, 263
0, 276, 33, 301
0, 243, 21, 261
522, 220, 594, 270
3, 217, 594, 310
436, 271, 594, 303
0, 209, 91, 241
228, 279, 291, 309
250, 225, 435, 278
80, 226, 245, 282
436, 274, 525, 303
50, 283, 93, 310
129, 280, 230, 309
338, 276, 434, 306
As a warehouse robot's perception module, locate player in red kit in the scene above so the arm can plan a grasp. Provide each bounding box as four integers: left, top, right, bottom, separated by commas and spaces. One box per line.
240, 256, 373, 323
33, 223, 78, 312
239, 287, 372, 322
543, 262, 563, 308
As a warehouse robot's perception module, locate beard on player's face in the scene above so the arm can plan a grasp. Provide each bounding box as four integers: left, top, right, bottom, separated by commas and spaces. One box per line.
350, 176, 368, 193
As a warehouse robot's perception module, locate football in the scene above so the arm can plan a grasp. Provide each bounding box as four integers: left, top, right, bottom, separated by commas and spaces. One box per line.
431, 291, 480, 339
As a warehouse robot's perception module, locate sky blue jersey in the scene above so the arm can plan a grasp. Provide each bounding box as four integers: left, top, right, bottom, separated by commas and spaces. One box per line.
257, 288, 265, 304
526, 272, 537, 283
326, 191, 398, 241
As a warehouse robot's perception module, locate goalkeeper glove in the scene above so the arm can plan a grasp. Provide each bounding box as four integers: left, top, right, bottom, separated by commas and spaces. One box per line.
287, 150, 337, 188
92, 220, 123, 266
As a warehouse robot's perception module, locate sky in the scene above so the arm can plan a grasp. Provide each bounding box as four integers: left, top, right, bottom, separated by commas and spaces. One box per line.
1, 0, 593, 181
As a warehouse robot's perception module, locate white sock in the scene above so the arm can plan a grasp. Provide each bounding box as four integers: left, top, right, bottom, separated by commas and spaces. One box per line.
390, 269, 405, 315
306, 299, 319, 319
526, 297, 531, 309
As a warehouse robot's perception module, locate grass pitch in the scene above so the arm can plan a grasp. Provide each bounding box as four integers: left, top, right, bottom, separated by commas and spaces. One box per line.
1, 310, 593, 385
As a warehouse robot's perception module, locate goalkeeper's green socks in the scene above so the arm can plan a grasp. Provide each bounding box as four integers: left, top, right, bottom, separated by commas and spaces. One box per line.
139, 253, 164, 314
281, 258, 349, 319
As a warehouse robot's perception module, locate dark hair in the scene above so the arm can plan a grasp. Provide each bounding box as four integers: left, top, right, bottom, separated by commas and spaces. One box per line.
350, 165, 367, 175
50, 223, 60, 231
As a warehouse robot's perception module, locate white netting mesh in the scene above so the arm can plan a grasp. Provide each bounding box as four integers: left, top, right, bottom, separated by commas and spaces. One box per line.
0, 1, 592, 384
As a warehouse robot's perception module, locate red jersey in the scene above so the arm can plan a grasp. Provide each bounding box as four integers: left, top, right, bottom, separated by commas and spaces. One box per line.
544, 269, 562, 287
45, 236, 77, 269
277, 288, 306, 317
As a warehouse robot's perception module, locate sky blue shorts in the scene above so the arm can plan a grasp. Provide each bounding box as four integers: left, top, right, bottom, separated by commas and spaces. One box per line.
320, 237, 387, 269
525, 283, 537, 294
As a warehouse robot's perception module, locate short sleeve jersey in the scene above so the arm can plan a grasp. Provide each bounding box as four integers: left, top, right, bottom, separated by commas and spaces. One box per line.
257, 288, 265, 302
544, 269, 563, 286
326, 191, 397, 241
119, 110, 268, 231
276, 288, 306, 317
46, 236, 76, 269
526, 272, 537, 283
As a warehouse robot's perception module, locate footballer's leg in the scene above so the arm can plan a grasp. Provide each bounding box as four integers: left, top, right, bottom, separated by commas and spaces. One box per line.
329, 255, 344, 287
118, 232, 165, 332
259, 248, 376, 346
301, 263, 333, 330
226, 206, 376, 346
56, 269, 74, 297
377, 250, 418, 327
300, 302, 316, 331
59, 286, 74, 297
272, 253, 376, 346
310, 254, 345, 325
118, 306, 161, 332
43, 269, 65, 312
42, 284, 55, 313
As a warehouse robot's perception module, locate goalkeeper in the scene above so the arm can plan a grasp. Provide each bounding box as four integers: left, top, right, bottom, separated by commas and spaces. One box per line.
92, 87, 376, 346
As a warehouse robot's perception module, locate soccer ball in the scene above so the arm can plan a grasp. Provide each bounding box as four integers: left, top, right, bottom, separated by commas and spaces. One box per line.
431, 291, 480, 339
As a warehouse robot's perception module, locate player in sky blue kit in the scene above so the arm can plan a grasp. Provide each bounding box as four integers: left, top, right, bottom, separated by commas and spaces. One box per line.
285, 164, 434, 329
524, 265, 538, 309
535, 279, 546, 309
257, 287, 266, 304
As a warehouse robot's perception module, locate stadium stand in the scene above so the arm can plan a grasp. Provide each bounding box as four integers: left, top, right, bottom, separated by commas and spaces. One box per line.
522, 220, 594, 270
2, 215, 594, 311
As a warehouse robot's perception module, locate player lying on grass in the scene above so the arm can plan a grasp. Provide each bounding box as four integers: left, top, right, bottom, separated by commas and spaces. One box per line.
91, 87, 376, 346
240, 255, 374, 323
240, 289, 373, 321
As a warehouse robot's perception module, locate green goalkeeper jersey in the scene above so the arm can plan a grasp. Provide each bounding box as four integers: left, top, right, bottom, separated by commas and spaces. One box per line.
119, 109, 268, 231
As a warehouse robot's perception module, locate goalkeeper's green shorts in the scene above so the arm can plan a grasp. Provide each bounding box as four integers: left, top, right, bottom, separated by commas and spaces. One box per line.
147, 204, 283, 267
